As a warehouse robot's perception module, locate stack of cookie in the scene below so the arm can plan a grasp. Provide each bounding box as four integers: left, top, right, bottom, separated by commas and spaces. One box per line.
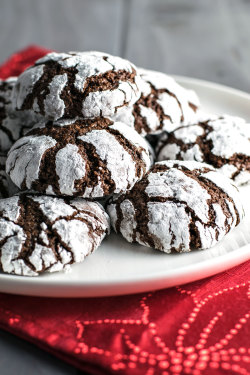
0, 50, 247, 277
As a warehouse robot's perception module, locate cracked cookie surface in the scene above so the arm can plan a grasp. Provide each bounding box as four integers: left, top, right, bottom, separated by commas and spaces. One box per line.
107, 160, 244, 253
156, 115, 250, 186
0, 77, 41, 153
0, 193, 110, 276
6, 118, 151, 198
109, 68, 200, 136
12, 51, 143, 120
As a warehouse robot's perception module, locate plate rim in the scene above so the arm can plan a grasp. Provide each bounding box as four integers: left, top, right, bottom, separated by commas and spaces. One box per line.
174, 75, 250, 100
0, 243, 249, 286
0, 244, 249, 298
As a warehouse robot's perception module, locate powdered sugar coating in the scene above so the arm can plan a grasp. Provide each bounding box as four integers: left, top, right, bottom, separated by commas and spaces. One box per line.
109, 68, 200, 135
202, 170, 243, 218
145, 168, 211, 223
119, 200, 137, 242
207, 117, 250, 158
12, 51, 143, 120
44, 74, 68, 119
6, 135, 57, 189
0, 194, 110, 276
0, 77, 42, 153
139, 105, 160, 130
156, 115, 250, 186
107, 160, 244, 253
0, 195, 20, 221
14, 65, 44, 109
146, 201, 191, 252
6, 119, 151, 198
55, 144, 86, 195
174, 124, 204, 143
79, 128, 138, 194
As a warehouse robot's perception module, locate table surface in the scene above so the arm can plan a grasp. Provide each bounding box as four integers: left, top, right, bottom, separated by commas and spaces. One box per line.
0, 0, 250, 374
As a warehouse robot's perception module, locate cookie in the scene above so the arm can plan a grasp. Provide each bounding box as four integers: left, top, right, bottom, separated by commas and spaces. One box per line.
12, 51, 143, 120
107, 160, 244, 253
0, 193, 110, 276
109, 68, 200, 135
6, 118, 151, 198
0, 77, 41, 153
156, 115, 250, 186
0, 155, 19, 198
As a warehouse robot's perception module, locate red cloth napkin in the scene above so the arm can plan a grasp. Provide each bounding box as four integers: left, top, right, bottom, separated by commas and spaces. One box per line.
0, 45, 52, 79
0, 46, 250, 375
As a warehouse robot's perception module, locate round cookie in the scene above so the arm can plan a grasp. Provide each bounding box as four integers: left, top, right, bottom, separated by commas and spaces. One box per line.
109, 68, 200, 136
12, 51, 143, 120
0, 155, 19, 198
6, 118, 151, 198
0, 77, 41, 153
0, 193, 110, 276
107, 160, 244, 253
156, 115, 250, 186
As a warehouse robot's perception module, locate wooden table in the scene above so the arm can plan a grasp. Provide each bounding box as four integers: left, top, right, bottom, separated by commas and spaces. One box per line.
0, 0, 249, 373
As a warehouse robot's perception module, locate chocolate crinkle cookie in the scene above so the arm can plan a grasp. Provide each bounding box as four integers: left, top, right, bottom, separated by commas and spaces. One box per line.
12, 51, 143, 120
6, 118, 151, 198
0, 194, 110, 276
156, 115, 250, 186
0, 155, 19, 198
0, 77, 41, 153
107, 160, 244, 253
109, 68, 200, 136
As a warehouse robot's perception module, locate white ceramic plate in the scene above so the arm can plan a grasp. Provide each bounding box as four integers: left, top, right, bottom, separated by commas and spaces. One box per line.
1, 77, 250, 298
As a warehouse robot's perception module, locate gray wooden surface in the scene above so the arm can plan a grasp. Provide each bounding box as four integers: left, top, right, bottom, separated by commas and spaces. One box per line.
0, 0, 250, 374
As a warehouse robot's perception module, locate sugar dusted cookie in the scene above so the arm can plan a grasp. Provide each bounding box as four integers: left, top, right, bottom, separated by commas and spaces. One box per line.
0, 194, 110, 276
0, 155, 19, 198
0, 77, 40, 153
156, 115, 250, 186
12, 51, 143, 120
107, 160, 244, 253
6, 118, 151, 198
109, 68, 200, 135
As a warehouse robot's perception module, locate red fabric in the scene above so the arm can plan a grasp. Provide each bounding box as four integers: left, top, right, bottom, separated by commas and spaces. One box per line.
0, 46, 250, 375
0, 45, 52, 79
